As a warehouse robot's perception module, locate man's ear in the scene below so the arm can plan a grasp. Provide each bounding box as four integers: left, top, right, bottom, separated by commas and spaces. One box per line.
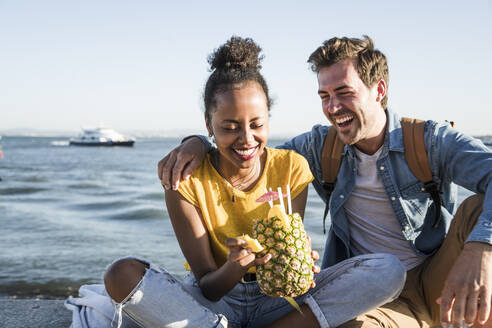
375, 79, 386, 103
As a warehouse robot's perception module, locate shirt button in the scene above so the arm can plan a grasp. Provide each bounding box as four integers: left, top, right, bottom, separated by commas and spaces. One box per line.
340, 195, 344, 199
391, 196, 396, 201
380, 166, 385, 171
421, 187, 426, 191
404, 225, 410, 231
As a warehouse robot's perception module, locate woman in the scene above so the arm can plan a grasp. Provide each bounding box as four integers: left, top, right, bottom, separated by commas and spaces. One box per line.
84, 37, 405, 328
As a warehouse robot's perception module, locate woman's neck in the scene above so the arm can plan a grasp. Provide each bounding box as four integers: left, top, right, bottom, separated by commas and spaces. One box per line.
211, 149, 265, 192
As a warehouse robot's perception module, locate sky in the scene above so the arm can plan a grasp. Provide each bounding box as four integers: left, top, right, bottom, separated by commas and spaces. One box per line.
1, 0, 491, 137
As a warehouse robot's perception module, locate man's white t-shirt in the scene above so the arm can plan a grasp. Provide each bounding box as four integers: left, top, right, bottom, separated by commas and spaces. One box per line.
343, 146, 427, 270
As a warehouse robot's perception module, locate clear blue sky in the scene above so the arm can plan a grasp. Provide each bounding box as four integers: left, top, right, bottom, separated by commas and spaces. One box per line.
1, 0, 490, 137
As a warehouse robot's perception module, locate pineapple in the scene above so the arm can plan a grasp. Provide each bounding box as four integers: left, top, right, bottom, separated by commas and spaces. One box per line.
252, 204, 314, 298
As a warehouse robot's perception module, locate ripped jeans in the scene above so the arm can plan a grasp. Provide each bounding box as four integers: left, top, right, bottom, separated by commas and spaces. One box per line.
113, 253, 405, 328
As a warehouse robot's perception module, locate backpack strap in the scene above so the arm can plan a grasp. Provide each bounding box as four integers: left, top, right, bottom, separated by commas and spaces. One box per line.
320, 118, 443, 233
401, 117, 442, 228
321, 127, 344, 233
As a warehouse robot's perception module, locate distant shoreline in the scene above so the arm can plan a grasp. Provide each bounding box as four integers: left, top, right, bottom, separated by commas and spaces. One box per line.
1, 131, 491, 140
1, 134, 491, 145
0, 133, 296, 139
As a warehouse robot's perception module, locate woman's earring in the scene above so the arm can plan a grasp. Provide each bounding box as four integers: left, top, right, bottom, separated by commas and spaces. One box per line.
208, 132, 215, 145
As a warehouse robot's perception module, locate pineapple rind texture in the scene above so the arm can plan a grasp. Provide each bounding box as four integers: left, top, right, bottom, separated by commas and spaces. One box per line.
253, 212, 314, 298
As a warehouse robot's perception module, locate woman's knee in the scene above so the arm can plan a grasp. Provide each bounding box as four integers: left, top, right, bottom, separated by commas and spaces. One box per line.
376, 254, 406, 298
359, 254, 406, 301
104, 258, 147, 303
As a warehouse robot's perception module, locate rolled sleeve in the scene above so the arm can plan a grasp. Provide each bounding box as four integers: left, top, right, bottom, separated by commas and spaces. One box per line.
433, 124, 492, 245
466, 214, 492, 245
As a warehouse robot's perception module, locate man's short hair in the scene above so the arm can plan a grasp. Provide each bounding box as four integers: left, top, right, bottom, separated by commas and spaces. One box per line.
308, 35, 389, 108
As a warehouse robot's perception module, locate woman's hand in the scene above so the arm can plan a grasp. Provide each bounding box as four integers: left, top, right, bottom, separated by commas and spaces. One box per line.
225, 238, 272, 271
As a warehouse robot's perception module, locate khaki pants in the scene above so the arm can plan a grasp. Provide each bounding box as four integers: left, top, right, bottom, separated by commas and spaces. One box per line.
340, 194, 485, 328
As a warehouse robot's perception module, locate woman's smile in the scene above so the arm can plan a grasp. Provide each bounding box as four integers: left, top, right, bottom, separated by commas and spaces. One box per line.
232, 145, 259, 161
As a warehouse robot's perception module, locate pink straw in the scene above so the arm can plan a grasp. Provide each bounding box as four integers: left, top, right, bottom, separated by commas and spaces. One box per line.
264, 187, 273, 208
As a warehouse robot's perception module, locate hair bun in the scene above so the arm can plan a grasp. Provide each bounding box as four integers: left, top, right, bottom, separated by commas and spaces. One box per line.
208, 36, 263, 72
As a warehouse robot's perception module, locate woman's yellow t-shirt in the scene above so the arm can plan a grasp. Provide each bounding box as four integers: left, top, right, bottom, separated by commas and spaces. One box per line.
177, 147, 314, 270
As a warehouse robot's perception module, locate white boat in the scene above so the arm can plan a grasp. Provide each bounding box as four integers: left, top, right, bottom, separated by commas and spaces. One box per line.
69, 127, 135, 147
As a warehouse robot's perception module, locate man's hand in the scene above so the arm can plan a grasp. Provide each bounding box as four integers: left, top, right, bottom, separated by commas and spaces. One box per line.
307, 235, 321, 288
437, 242, 492, 328
157, 137, 207, 190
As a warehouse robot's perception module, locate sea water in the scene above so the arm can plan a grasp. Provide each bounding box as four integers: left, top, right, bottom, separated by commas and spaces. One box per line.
0, 136, 478, 299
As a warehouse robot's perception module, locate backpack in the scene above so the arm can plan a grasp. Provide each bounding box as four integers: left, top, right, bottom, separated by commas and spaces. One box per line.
320, 117, 442, 233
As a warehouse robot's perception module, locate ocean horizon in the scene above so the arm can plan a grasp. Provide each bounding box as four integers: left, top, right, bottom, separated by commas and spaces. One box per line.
1, 130, 491, 141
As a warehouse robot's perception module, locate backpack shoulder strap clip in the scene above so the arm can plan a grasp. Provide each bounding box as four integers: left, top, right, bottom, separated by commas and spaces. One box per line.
401, 117, 442, 228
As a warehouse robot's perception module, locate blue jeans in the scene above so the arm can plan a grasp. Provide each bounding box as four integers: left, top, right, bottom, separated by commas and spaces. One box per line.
114, 253, 405, 328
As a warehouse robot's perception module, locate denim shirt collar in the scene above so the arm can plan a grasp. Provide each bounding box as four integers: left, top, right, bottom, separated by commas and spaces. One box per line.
342, 107, 405, 157
386, 108, 404, 153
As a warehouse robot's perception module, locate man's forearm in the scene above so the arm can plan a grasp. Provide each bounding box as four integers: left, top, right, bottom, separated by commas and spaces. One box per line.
181, 135, 213, 153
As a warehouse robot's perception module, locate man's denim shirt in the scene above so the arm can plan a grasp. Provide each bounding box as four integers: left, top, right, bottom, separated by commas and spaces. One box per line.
277, 108, 492, 269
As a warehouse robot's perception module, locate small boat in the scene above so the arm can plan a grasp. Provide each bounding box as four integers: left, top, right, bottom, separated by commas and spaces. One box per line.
69, 127, 135, 147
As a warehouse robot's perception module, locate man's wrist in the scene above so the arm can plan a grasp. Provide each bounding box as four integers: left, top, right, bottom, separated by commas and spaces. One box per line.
464, 241, 492, 251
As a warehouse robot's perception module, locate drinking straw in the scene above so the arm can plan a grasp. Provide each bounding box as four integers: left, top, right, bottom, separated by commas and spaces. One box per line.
264, 187, 273, 208
286, 185, 292, 215
277, 187, 285, 213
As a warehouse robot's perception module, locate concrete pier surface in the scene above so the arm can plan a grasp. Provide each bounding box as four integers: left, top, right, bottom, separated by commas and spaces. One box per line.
0, 299, 72, 328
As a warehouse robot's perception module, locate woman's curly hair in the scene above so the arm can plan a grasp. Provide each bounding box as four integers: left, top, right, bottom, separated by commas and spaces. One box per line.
204, 36, 272, 121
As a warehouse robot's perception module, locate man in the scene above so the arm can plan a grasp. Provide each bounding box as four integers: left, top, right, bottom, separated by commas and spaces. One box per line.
158, 36, 492, 328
